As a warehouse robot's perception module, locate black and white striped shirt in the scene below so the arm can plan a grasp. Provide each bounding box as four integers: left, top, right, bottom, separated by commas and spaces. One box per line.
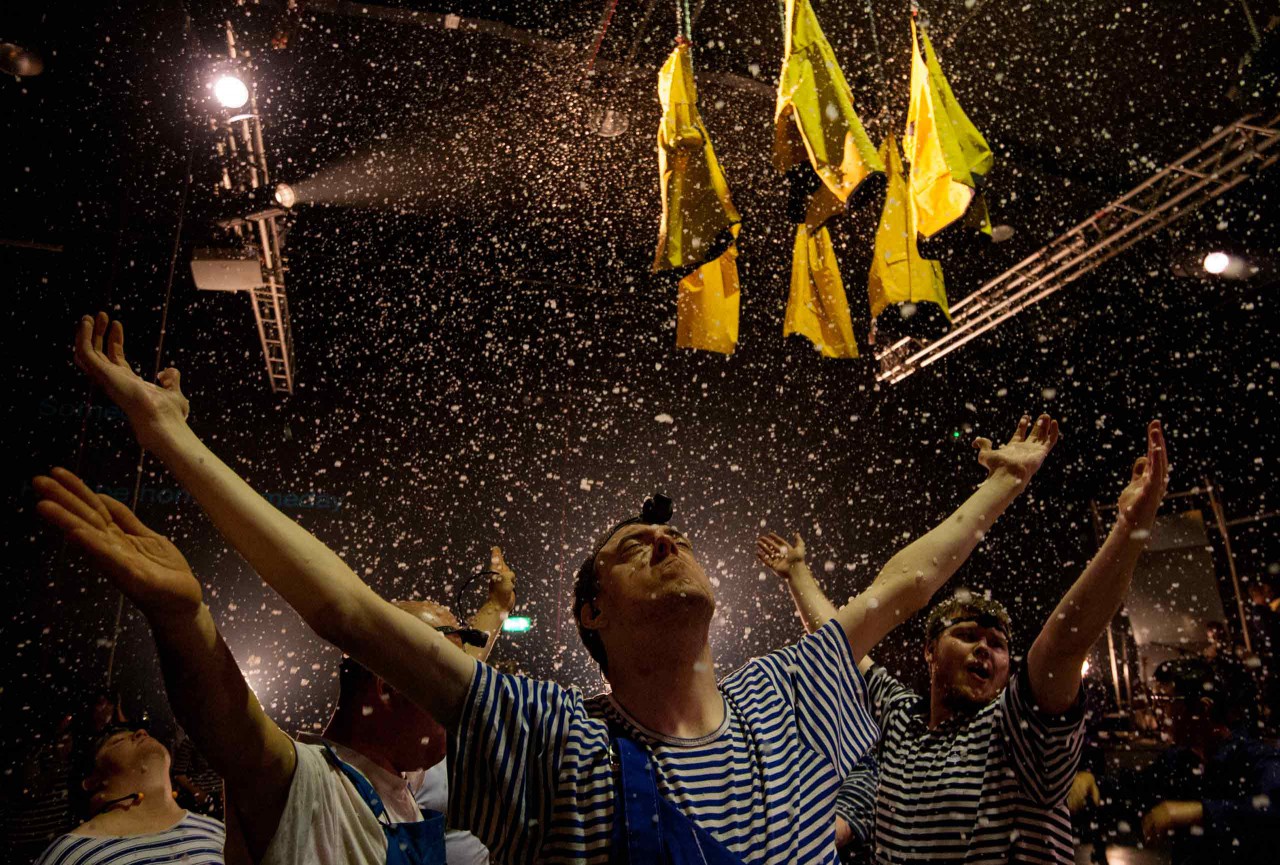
449, 619, 878, 864
868, 665, 1084, 864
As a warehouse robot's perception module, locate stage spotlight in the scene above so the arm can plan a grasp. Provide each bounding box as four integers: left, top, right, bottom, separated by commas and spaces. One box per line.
0, 42, 44, 77
273, 183, 296, 209
213, 74, 249, 109
1203, 251, 1231, 274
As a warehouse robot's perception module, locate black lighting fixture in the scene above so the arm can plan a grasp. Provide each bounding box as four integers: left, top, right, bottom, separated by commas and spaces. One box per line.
1, 41, 43, 77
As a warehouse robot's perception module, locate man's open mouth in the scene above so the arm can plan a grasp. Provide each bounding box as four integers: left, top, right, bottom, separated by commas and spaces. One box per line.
966, 661, 993, 681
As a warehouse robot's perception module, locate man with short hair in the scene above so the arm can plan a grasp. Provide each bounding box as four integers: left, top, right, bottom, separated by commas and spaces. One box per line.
31, 466, 512, 865
71, 311, 1061, 863
763, 419, 1169, 863
34, 725, 224, 864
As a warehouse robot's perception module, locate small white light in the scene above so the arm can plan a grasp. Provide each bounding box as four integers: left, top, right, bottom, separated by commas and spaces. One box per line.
274, 183, 296, 209
1203, 251, 1230, 274
1081, 658, 1091, 677
214, 75, 249, 109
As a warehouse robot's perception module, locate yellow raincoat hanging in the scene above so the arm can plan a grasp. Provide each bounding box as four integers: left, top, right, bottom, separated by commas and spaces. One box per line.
653, 40, 741, 355
868, 134, 950, 341
903, 17, 993, 242
774, 0, 884, 227
785, 224, 859, 358
773, 0, 882, 359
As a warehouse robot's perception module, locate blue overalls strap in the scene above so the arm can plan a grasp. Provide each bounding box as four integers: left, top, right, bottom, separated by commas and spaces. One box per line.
321, 743, 447, 865
608, 729, 748, 865
613, 734, 665, 864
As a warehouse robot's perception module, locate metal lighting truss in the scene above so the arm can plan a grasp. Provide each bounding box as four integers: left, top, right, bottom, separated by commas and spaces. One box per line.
875, 112, 1280, 384
207, 21, 296, 394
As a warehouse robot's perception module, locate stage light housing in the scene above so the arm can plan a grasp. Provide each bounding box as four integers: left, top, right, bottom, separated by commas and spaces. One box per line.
274, 183, 296, 209
1202, 251, 1231, 274
0, 42, 44, 77
214, 75, 250, 109
593, 107, 629, 138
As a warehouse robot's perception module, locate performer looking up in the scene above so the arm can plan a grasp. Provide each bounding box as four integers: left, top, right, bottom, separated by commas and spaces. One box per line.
761, 418, 1169, 864
71, 311, 1056, 864
31, 465, 515, 865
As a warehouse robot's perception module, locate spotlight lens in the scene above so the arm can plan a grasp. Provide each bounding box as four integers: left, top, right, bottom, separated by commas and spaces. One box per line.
1203, 251, 1230, 274
214, 75, 249, 109
274, 183, 296, 209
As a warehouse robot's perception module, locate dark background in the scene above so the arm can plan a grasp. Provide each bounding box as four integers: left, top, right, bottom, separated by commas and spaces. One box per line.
2, 0, 1276, 762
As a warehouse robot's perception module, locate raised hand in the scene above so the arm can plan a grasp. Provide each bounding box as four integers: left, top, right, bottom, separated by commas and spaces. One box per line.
32, 467, 202, 619
972, 413, 1060, 483
486, 546, 516, 612
1117, 420, 1170, 533
756, 532, 806, 579
74, 312, 190, 450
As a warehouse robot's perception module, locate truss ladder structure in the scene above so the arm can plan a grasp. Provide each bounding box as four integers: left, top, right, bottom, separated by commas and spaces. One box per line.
201, 20, 297, 394
875, 113, 1280, 384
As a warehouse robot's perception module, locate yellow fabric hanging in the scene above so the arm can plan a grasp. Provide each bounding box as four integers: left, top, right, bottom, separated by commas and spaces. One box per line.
784, 223, 858, 358
868, 134, 949, 337
903, 18, 992, 240
653, 41, 741, 354
677, 228, 739, 354
774, 0, 884, 228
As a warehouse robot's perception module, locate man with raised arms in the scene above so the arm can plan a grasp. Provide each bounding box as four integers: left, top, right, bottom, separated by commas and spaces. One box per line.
759, 419, 1169, 863
72, 311, 1060, 864
30, 465, 514, 865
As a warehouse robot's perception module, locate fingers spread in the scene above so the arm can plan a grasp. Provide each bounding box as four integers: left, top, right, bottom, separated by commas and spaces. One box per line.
108, 321, 132, 371
99, 494, 153, 537
92, 311, 109, 356
35, 498, 99, 537
972, 437, 992, 452
1008, 415, 1030, 445
1046, 419, 1061, 451
33, 472, 107, 530
50, 467, 113, 521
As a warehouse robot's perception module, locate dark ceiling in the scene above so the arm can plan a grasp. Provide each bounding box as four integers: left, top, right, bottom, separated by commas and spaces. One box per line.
1, 0, 1276, 753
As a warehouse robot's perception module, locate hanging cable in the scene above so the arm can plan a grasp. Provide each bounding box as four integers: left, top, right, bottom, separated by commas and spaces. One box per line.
675, 0, 694, 43
103, 14, 198, 689
583, 0, 622, 77
1237, 0, 1262, 46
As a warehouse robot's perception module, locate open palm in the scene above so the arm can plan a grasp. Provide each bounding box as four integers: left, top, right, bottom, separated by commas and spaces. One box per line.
756, 532, 806, 578
74, 313, 190, 449
973, 413, 1060, 482
486, 546, 517, 611
33, 467, 202, 618
1117, 420, 1169, 532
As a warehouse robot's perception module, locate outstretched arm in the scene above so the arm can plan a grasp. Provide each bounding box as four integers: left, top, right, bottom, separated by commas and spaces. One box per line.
833, 414, 1060, 662
465, 547, 517, 662
1028, 420, 1169, 713
32, 468, 294, 860
756, 532, 838, 633
72, 313, 476, 727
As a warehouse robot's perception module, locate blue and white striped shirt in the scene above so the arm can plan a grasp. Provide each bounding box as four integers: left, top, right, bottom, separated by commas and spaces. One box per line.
34, 812, 224, 865
450, 619, 877, 864
868, 665, 1085, 864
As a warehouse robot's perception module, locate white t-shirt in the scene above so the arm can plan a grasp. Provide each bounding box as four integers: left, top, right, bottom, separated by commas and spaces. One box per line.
246, 735, 424, 865
409, 759, 489, 864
